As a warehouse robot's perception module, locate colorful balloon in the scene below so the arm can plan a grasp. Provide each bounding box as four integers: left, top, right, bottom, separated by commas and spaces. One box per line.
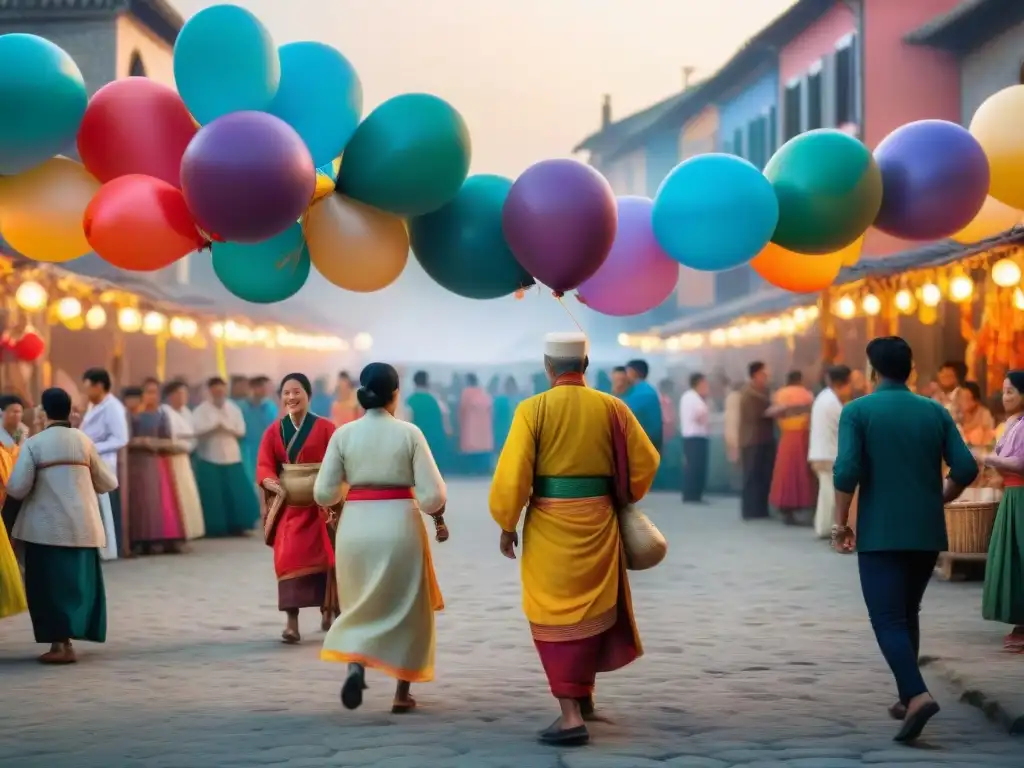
410, 175, 534, 299
751, 242, 844, 293
951, 195, 1021, 244
337, 93, 471, 216
0, 157, 99, 263
180, 112, 315, 243
969, 85, 1024, 210
173, 4, 280, 125
212, 224, 310, 303
305, 195, 409, 292
77, 77, 197, 187
0, 34, 88, 175
269, 42, 362, 168
652, 153, 778, 271
576, 196, 679, 316
312, 158, 341, 204
765, 129, 881, 254
839, 235, 865, 267
873, 120, 989, 241
502, 159, 617, 294
84, 175, 206, 271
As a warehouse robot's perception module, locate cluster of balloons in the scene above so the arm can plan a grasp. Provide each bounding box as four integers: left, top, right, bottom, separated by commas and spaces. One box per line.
3, 10, 1023, 320
652, 84, 1024, 296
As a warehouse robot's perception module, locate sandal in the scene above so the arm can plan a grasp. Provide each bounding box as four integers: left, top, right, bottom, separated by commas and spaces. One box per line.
281, 628, 300, 645
391, 695, 417, 714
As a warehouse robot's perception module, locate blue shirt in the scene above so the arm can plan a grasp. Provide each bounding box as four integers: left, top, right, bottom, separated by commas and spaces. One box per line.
237, 397, 278, 447
622, 379, 663, 449
833, 380, 978, 552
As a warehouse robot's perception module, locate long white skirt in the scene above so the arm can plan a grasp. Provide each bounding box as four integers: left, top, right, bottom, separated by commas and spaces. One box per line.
97, 492, 119, 561
813, 470, 834, 539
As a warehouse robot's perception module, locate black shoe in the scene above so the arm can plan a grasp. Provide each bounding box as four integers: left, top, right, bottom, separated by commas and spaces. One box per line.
894, 700, 940, 742
538, 719, 589, 746
340, 664, 368, 710
889, 701, 907, 720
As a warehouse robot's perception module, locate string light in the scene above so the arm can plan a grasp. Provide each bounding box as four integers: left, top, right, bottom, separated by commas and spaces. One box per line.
836, 296, 857, 319
56, 297, 82, 321
992, 258, 1022, 288
15, 281, 48, 312
920, 283, 942, 307
118, 307, 142, 333
861, 293, 881, 316
894, 289, 915, 314
85, 305, 107, 330
949, 273, 974, 302
142, 311, 167, 336
1015, 287, 1024, 311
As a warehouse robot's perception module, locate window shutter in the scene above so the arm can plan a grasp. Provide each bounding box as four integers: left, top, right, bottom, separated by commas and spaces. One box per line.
822, 53, 837, 128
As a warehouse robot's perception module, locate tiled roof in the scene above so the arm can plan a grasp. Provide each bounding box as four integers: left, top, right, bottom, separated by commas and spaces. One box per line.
0, 0, 183, 43
574, 0, 833, 160
653, 229, 1024, 336
903, 0, 1022, 53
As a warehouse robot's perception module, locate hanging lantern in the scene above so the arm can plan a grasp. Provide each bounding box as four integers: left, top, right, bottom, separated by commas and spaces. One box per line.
861, 293, 881, 316
13, 329, 45, 362
118, 307, 143, 333
85, 305, 108, 330
992, 258, 1022, 288
920, 283, 942, 307
15, 281, 48, 312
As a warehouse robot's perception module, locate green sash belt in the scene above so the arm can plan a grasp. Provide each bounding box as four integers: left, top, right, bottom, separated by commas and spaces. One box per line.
533, 475, 612, 499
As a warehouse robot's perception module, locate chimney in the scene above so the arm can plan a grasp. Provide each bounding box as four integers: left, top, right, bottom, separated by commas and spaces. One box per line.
601, 94, 612, 128
682, 66, 696, 90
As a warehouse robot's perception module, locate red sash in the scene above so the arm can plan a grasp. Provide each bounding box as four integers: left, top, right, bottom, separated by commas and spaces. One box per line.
1003, 475, 1024, 488
346, 486, 414, 501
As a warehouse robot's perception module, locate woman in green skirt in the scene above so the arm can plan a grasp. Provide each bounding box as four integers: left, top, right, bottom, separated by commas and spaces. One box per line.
8, 388, 118, 664
982, 371, 1024, 652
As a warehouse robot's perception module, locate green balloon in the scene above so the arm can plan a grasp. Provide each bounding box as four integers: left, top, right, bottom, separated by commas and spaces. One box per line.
409, 174, 534, 299
337, 93, 471, 217
764, 129, 883, 254
212, 224, 310, 304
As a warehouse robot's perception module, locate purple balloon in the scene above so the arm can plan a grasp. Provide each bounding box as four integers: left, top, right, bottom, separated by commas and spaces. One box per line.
502, 159, 617, 294
873, 120, 989, 241
577, 196, 678, 316
181, 111, 315, 243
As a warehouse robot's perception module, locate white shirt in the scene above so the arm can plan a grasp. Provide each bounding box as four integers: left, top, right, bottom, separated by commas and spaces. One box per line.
679, 389, 710, 437
808, 387, 844, 463
79, 394, 129, 476
192, 400, 246, 465
162, 404, 197, 453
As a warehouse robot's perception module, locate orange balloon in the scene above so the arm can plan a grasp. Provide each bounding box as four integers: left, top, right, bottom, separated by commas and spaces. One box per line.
84, 174, 206, 271
751, 242, 843, 293
951, 195, 1021, 244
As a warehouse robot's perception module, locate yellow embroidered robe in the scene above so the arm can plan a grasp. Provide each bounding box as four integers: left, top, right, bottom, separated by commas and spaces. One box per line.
489, 383, 659, 640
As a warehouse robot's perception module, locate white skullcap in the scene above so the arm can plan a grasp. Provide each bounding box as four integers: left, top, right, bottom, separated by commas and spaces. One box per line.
544, 332, 588, 359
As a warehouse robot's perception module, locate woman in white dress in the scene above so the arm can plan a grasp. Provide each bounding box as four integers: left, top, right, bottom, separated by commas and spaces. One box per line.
314, 362, 449, 714
161, 381, 205, 541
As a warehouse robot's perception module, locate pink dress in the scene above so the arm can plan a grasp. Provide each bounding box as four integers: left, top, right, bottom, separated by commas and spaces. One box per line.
769, 385, 817, 511
459, 387, 494, 454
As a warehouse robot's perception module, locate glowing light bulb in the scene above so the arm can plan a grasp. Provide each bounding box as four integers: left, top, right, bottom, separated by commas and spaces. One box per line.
836, 296, 857, 319
85, 305, 107, 330
15, 281, 47, 312
118, 307, 142, 333
992, 258, 1022, 288
1015, 287, 1024, 311
142, 311, 167, 335
894, 289, 914, 314
861, 294, 881, 316
949, 275, 974, 302
56, 297, 82, 321
920, 283, 942, 307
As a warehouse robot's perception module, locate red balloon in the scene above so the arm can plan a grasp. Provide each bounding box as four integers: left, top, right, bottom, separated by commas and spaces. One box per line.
14, 331, 45, 363
84, 175, 206, 271
77, 77, 197, 187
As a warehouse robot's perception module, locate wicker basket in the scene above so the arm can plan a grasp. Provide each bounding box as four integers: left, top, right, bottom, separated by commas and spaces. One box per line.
944, 501, 998, 554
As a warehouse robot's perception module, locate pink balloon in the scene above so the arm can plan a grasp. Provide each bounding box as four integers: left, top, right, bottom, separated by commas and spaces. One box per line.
576, 196, 679, 316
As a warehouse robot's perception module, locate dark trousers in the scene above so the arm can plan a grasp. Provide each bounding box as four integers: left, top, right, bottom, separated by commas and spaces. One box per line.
681, 436, 709, 502
740, 442, 775, 519
108, 489, 125, 556
858, 550, 939, 704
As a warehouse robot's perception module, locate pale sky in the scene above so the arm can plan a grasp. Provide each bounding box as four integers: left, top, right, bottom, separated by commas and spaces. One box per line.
171, 0, 796, 363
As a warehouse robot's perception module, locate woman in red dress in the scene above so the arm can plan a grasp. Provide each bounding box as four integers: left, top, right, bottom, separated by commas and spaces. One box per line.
257, 373, 338, 644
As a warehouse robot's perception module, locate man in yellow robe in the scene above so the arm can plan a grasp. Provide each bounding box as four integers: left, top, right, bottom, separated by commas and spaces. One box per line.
489, 332, 659, 746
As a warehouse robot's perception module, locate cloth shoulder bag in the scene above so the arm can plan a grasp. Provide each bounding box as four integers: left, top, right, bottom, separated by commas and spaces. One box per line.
606, 399, 667, 570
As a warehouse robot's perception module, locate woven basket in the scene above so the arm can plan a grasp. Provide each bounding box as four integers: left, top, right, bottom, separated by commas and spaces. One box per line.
279, 463, 321, 507
618, 505, 668, 570
944, 501, 998, 554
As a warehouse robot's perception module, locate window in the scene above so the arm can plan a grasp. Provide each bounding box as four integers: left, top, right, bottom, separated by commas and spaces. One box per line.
746, 114, 769, 170
768, 105, 778, 155
807, 65, 823, 131
835, 34, 857, 126
783, 80, 802, 141
129, 51, 147, 77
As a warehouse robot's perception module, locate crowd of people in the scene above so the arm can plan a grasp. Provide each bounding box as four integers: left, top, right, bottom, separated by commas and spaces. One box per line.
0, 332, 1020, 748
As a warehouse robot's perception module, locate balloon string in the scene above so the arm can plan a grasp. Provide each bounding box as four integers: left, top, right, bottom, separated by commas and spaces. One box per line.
555, 293, 585, 335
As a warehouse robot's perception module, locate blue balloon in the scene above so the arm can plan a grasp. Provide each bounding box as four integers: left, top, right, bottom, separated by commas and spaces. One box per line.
652, 154, 779, 272
212, 224, 310, 304
270, 42, 362, 168
173, 4, 280, 125
0, 34, 87, 175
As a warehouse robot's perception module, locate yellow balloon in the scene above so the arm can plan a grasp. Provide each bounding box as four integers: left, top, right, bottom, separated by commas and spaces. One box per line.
970, 85, 1024, 210
838, 235, 865, 267
0, 157, 99, 263
305, 195, 408, 292
951, 195, 1021, 244
311, 170, 335, 204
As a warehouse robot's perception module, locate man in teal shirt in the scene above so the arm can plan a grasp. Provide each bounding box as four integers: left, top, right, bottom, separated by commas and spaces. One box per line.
622, 359, 663, 452
832, 336, 977, 744
237, 375, 278, 487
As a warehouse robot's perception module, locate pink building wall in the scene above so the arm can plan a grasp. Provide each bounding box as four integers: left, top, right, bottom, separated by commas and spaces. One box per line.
862, 0, 962, 257
779, 2, 855, 82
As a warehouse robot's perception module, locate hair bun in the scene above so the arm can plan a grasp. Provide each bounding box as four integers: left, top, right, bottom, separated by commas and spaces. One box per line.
356, 386, 383, 410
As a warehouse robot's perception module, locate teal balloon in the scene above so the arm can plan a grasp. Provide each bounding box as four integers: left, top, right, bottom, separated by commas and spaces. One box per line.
765, 129, 882, 254
0, 34, 87, 175
410, 174, 534, 299
174, 4, 280, 125
212, 224, 310, 304
337, 93, 471, 216
269, 41, 362, 168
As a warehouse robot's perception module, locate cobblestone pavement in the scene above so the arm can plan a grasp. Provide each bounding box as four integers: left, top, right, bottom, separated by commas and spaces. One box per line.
1, 482, 1021, 767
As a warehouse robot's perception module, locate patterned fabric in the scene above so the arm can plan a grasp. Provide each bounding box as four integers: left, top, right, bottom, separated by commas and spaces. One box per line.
10, 427, 118, 548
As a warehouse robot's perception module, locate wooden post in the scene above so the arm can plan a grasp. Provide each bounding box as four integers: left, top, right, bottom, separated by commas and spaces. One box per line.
818, 289, 838, 365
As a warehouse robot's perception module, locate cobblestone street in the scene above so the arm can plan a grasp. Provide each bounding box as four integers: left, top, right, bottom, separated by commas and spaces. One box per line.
1, 481, 1021, 767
